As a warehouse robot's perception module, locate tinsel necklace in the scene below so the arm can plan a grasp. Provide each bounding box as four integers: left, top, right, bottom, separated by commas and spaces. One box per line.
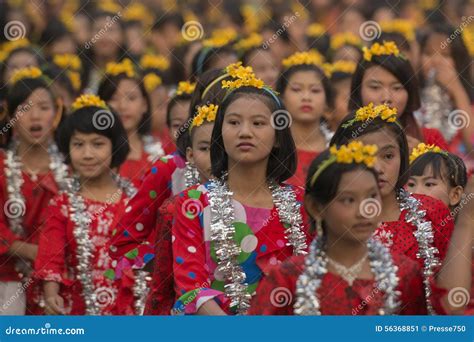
207, 176, 308, 314
142, 135, 165, 163
294, 237, 401, 315
397, 188, 439, 315
68, 173, 148, 315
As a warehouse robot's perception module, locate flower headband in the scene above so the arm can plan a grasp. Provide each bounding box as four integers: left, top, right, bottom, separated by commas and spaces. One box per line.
409, 143, 447, 164
105, 58, 136, 78
323, 60, 357, 78
203, 28, 238, 48
233, 33, 263, 52
189, 104, 218, 132
342, 103, 399, 128
380, 19, 416, 42
143, 73, 162, 93
176, 81, 196, 96
282, 50, 325, 69
310, 141, 378, 186
9, 66, 43, 85
330, 32, 362, 50
306, 23, 326, 37
53, 54, 82, 71
363, 41, 401, 61
71, 94, 109, 111
140, 54, 170, 71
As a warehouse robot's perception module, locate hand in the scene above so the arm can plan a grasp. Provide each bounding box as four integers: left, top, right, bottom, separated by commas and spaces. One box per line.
406, 135, 421, 152
44, 295, 65, 315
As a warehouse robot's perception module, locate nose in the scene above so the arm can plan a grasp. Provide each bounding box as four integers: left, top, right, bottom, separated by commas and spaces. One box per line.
373, 159, 384, 176
238, 120, 253, 139
381, 88, 393, 106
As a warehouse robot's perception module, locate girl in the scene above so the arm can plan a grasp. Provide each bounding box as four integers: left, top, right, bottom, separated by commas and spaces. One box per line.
349, 41, 449, 152
144, 102, 216, 315
329, 32, 363, 63
331, 103, 465, 314
191, 43, 238, 78
1, 40, 41, 87
34, 94, 143, 315
0, 67, 68, 315
276, 50, 333, 187
98, 58, 164, 187
250, 142, 440, 315
171, 66, 310, 315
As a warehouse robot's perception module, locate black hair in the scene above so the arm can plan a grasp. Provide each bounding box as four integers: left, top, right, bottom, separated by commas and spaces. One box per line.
97, 73, 151, 135
42, 63, 78, 100
306, 34, 331, 57
210, 87, 296, 183
168, 42, 200, 83
151, 12, 184, 32
276, 63, 334, 109
330, 113, 410, 189
39, 17, 75, 52
191, 45, 238, 77
56, 106, 129, 168
409, 151, 468, 189
349, 51, 423, 141
241, 46, 268, 65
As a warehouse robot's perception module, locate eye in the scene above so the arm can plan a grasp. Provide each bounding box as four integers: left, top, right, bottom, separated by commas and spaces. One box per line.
393, 84, 404, 91
383, 152, 394, 160
72, 141, 82, 147
290, 86, 301, 92
198, 146, 210, 152
406, 181, 415, 188
425, 182, 436, 188
340, 196, 355, 205
254, 120, 266, 126
368, 84, 380, 90
228, 119, 239, 126
93, 141, 105, 147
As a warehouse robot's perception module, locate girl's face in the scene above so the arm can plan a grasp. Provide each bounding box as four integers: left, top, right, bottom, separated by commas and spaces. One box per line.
358, 128, 401, 198
332, 46, 361, 64
15, 88, 56, 146
125, 25, 146, 56
421, 33, 451, 77
222, 95, 276, 167
247, 49, 279, 89
4, 51, 39, 83
361, 65, 409, 115
186, 123, 213, 182
91, 16, 123, 57
283, 70, 327, 124
306, 168, 381, 244
208, 52, 239, 71
107, 79, 148, 133
70, 131, 113, 179
327, 78, 351, 129
407, 165, 462, 207
169, 100, 190, 143
150, 86, 169, 131
49, 36, 77, 56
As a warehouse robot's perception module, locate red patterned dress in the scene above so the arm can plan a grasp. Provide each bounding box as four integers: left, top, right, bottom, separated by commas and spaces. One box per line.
286, 149, 320, 187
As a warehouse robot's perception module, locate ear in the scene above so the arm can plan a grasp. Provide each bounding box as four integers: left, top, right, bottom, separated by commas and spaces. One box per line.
448, 185, 464, 207
186, 146, 194, 164
52, 97, 64, 129
304, 194, 323, 221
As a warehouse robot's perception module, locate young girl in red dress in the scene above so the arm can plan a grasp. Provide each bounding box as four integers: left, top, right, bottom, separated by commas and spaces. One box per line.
250, 142, 441, 315
0, 67, 68, 315
171, 67, 310, 315
98, 58, 165, 187
331, 103, 463, 314
349, 41, 448, 152
276, 50, 333, 187
34, 94, 142, 315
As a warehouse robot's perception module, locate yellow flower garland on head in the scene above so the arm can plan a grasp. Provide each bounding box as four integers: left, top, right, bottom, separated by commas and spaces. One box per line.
67, 71, 81, 91
105, 58, 136, 78
233, 33, 263, 52
143, 73, 162, 93
323, 60, 357, 78
306, 23, 326, 37
282, 50, 325, 69
53, 54, 82, 71
190, 104, 218, 131
203, 27, 238, 48
9, 66, 43, 85
330, 32, 362, 50
176, 81, 196, 96
363, 41, 400, 61
71, 94, 108, 111
409, 143, 446, 163
355, 103, 398, 122
0, 38, 31, 62
310, 141, 378, 186
380, 19, 416, 42
140, 54, 170, 71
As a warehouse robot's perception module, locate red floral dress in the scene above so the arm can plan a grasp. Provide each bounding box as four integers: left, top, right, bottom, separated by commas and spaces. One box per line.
249, 252, 445, 315
422, 127, 449, 151
171, 183, 311, 315
34, 192, 138, 315
0, 151, 63, 315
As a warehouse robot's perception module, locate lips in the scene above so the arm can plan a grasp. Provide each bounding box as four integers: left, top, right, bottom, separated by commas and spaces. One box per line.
352, 222, 374, 231
237, 142, 255, 149
300, 105, 313, 112
29, 125, 43, 138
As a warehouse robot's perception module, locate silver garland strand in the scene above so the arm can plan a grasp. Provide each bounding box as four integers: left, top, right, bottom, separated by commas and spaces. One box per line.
5, 141, 69, 278
294, 237, 400, 315
133, 270, 152, 315
397, 189, 439, 315
69, 173, 137, 315
184, 162, 200, 188
207, 177, 308, 314
143, 135, 165, 163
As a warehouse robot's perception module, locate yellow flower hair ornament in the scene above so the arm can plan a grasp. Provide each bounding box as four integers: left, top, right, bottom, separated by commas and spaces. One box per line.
140, 54, 170, 71
67, 71, 82, 91
176, 81, 196, 96
53, 54, 82, 71
330, 32, 362, 50
221, 62, 264, 90
233, 33, 263, 52
409, 143, 447, 164
306, 23, 326, 37
143, 73, 163, 93
282, 50, 325, 69
71, 94, 109, 111
105, 58, 136, 78
323, 60, 357, 78
363, 41, 402, 61
310, 141, 378, 186
9, 66, 43, 85
342, 103, 399, 128
380, 19, 416, 42
189, 104, 218, 132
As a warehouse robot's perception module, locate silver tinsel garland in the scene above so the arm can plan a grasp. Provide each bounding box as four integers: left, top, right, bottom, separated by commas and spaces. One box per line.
184, 162, 200, 188
133, 270, 152, 315
69, 173, 137, 315
143, 135, 165, 163
207, 177, 308, 314
398, 189, 439, 315
294, 237, 400, 315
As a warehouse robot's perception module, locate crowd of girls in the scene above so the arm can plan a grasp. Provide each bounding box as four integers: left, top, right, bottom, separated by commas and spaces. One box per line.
0, 0, 473, 316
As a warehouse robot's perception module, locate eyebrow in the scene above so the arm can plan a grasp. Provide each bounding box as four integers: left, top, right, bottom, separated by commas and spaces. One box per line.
378, 144, 397, 152
226, 113, 269, 119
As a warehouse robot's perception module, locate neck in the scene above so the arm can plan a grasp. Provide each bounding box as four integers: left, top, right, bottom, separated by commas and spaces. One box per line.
127, 131, 143, 157
79, 171, 116, 192
17, 139, 50, 165
325, 234, 368, 267
227, 159, 269, 197
290, 120, 325, 150
380, 190, 401, 222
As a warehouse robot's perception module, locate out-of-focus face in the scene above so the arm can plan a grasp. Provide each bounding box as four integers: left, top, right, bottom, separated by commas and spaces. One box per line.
49, 36, 77, 56
168, 100, 191, 143
91, 15, 123, 58
246, 49, 279, 89
4, 51, 39, 83
187, 123, 213, 183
